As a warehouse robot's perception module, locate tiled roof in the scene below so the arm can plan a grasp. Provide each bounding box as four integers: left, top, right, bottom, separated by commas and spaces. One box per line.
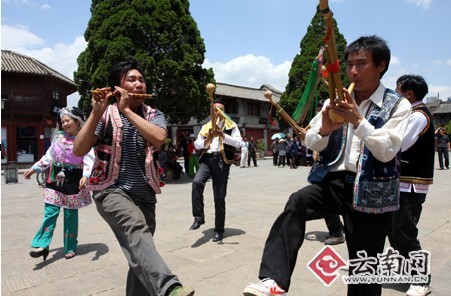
216, 82, 282, 103
433, 101, 451, 114
1, 50, 77, 87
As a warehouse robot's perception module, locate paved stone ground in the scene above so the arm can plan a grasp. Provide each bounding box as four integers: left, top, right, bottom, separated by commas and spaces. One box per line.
2, 158, 450, 295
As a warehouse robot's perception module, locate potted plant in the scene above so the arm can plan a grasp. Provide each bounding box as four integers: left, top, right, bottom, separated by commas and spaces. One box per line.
256, 139, 266, 159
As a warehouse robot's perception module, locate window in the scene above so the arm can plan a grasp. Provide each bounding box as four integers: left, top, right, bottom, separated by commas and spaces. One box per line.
247, 102, 260, 116
53, 86, 60, 100
224, 99, 238, 115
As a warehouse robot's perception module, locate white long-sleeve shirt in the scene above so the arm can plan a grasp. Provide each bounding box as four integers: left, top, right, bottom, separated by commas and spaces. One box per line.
194, 120, 242, 153
305, 83, 411, 173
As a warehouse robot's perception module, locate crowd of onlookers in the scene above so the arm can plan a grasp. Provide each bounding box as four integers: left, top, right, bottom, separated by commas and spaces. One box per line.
270, 135, 313, 169
156, 133, 319, 182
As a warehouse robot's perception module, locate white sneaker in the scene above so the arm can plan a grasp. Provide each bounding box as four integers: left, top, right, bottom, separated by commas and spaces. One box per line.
243, 278, 286, 296
406, 284, 431, 296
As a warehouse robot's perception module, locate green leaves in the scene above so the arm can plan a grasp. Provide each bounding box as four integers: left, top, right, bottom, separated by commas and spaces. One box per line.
278, 4, 349, 129
74, 0, 213, 123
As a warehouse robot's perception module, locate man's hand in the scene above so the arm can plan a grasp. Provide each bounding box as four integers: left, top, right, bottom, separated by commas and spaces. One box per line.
326, 87, 363, 129
114, 86, 132, 114
320, 104, 344, 136
91, 87, 111, 117
297, 128, 307, 141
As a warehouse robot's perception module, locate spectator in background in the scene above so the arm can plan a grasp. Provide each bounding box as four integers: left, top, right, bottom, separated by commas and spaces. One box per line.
167, 144, 182, 180
248, 136, 258, 167
188, 134, 199, 177
277, 139, 287, 167
435, 126, 450, 170
180, 132, 189, 175
271, 138, 279, 166
240, 136, 249, 168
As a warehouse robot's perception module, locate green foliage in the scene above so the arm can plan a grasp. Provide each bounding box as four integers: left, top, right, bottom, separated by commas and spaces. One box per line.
444, 121, 451, 133
74, 0, 214, 123
256, 139, 265, 153
278, 5, 349, 129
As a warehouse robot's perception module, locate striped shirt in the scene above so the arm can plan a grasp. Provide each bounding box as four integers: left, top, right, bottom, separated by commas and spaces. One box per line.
95, 107, 167, 203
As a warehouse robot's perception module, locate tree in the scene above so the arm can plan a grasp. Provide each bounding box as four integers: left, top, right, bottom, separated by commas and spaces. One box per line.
74, 0, 214, 124
278, 5, 349, 128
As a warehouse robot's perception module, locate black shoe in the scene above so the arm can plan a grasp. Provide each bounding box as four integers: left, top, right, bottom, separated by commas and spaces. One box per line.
29, 248, 49, 261
212, 231, 223, 242
189, 220, 204, 230
324, 234, 346, 245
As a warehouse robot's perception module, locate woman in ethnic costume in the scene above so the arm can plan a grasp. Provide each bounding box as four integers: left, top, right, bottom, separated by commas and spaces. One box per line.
24, 107, 95, 260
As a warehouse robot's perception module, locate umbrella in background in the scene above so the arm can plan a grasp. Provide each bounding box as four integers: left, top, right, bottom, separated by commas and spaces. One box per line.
271, 132, 286, 140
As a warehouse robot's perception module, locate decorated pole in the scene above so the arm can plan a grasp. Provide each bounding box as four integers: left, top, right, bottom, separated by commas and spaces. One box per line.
320, 0, 346, 123
264, 90, 307, 138
206, 83, 217, 132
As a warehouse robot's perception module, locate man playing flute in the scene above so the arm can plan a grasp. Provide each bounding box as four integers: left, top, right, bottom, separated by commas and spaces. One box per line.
74, 57, 194, 296
244, 35, 411, 296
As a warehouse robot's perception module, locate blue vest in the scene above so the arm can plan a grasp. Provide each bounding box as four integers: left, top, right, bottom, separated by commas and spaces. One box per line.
308, 89, 402, 214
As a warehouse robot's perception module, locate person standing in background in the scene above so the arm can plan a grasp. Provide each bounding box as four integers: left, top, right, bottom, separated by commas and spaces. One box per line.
180, 132, 189, 175
247, 136, 258, 167
188, 134, 200, 177
435, 126, 450, 170
240, 136, 249, 168
271, 138, 279, 166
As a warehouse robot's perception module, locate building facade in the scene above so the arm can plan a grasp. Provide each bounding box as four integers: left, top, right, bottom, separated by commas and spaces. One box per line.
167, 82, 286, 156
426, 100, 451, 128
1, 50, 77, 166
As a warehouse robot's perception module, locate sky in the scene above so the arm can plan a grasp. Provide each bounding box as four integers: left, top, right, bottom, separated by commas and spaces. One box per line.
2, 0, 451, 107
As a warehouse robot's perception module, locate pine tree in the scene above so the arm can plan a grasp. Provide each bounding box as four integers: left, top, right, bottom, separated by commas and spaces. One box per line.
278, 5, 349, 128
74, 0, 214, 123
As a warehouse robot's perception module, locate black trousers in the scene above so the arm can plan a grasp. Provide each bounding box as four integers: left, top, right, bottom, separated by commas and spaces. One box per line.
388, 191, 426, 265
272, 152, 279, 165
325, 214, 343, 237
191, 155, 230, 234
258, 171, 389, 296
248, 151, 257, 166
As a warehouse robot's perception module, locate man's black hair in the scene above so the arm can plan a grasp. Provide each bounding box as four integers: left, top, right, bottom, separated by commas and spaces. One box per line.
108, 56, 144, 89
396, 74, 429, 101
344, 35, 391, 78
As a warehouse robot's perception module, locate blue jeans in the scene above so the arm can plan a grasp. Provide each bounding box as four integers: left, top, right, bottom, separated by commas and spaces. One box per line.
437, 147, 449, 169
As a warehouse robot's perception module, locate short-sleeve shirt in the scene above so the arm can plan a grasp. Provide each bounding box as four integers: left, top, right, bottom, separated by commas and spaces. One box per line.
95, 106, 167, 203
436, 134, 450, 149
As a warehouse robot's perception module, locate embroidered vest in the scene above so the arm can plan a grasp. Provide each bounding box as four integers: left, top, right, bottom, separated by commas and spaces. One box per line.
354, 89, 402, 213
399, 104, 435, 184
87, 104, 161, 194
307, 89, 403, 214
